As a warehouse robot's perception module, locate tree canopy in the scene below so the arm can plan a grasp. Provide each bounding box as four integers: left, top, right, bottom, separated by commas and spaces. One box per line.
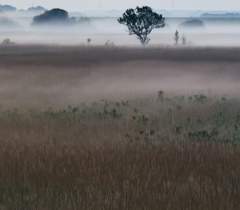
118, 6, 165, 45
32, 8, 73, 25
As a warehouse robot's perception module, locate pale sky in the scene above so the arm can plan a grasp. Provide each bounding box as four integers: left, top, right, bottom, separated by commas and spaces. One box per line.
1, 0, 240, 11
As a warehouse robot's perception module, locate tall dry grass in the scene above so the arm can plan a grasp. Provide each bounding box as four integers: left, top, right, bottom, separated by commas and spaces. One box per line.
0, 94, 240, 209
0, 45, 240, 109
0, 45, 240, 68
0, 45, 240, 209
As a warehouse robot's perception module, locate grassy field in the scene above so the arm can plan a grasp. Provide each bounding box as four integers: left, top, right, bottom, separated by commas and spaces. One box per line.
0, 45, 240, 209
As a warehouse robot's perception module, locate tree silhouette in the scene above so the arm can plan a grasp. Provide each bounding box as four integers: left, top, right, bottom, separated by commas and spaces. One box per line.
118, 6, 165, 45
32, 8, 72, 25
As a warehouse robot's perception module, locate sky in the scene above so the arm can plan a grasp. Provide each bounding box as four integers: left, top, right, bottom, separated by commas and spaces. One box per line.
1, 0, 240, 11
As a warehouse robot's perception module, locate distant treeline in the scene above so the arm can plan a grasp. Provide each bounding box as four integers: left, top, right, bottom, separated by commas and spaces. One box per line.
32, 9, 90, 26
0, 4, 16, 12
0, 4, 46, 13
201, 13, 240, 18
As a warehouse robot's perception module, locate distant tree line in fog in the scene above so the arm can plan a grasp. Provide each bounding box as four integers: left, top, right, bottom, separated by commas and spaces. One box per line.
32, 8, 90, 26
179, 19, 204, 28
0, 4, 16, 12
201, 13, 240, 18
0, 4, 46, 13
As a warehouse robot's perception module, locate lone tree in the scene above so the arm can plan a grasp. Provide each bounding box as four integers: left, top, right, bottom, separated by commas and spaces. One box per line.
118, 6, 165, 45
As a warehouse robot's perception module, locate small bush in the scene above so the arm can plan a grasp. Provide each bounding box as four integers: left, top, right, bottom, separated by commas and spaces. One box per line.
105, 40, 115, 47
2, 38, 15, 45
179, 19, 205, 29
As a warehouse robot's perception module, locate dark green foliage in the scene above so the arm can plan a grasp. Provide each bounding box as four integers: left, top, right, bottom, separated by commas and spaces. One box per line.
32, 8, 75, 26
118, 6, 165, 45
42, 106, 84, 120
10, 93, 240, 146
125, 129, 156, 146
93, 100, 123, 119
188, 129, 219, 143
194, 94, 208, 103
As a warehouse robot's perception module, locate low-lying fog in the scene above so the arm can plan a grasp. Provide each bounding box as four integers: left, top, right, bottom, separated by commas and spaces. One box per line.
0, 11, 240, 46
1, 60, 240, 110
0, 46, 240, 110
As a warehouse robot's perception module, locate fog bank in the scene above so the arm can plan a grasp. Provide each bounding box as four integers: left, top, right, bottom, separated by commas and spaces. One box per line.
0, 11, 240, 46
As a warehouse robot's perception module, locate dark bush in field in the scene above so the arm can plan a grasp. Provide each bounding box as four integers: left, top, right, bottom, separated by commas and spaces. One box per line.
179, 19, 205, 29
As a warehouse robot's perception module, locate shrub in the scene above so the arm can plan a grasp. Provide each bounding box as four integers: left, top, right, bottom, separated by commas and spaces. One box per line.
105, 40, 115, 47
2, 38, 15, 45
179, 19, 205, 29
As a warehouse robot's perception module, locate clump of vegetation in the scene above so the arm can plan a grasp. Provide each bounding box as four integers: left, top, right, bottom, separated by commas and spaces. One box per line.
2, 38, 15, 45
87, 38, 91, 45
105, 40, 115, 47
179, 19, 205, 29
